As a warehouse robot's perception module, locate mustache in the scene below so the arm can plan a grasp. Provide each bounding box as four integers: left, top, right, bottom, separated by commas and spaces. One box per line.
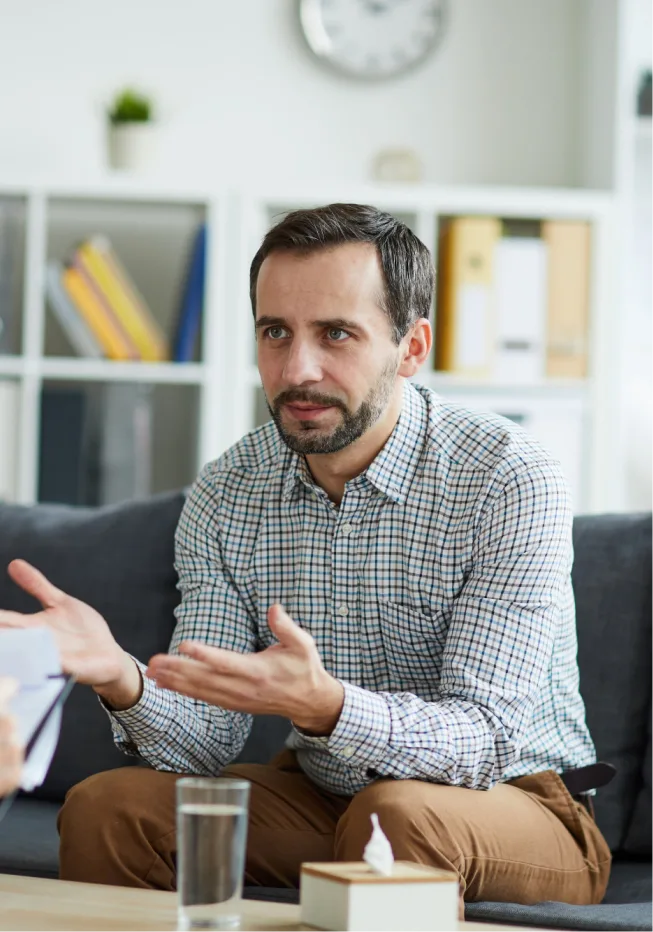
273, 389, 347, 411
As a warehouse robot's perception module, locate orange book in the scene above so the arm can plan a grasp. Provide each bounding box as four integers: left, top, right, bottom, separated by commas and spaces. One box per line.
62, 264, 139, 361
435, 216, 501, 377
541, 221, 591, 379
75, 237, 168, 362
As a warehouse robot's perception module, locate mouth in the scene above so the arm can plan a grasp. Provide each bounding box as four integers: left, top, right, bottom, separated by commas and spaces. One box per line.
284, 403, 335, 421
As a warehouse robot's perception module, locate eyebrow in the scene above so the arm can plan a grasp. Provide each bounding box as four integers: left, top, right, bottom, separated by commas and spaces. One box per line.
254, 315, 362, 331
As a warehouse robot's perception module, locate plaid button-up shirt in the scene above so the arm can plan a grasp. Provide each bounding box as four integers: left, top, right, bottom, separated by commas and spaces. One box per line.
111, 381, 596, 795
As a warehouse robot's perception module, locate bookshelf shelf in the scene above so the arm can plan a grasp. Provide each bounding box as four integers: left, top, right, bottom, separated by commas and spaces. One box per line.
37, 359, 207, 385
0, 356, 25, 377
413, 372, 590, 398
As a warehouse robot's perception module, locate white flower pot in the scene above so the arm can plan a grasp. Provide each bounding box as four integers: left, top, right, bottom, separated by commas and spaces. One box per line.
107, 122, 157, 172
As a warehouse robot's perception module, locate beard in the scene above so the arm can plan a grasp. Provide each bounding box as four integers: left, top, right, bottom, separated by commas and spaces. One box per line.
267, 358, 399, 455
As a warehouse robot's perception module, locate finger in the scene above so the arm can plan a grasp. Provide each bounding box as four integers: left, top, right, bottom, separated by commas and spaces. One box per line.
0, 678, 18, 712
0, 612, 44, 628
175, 642, 254, 676
0, 713, 18, 740
7, 560, 65, 610
146, 658, 247, 708
267, 604, 313, 651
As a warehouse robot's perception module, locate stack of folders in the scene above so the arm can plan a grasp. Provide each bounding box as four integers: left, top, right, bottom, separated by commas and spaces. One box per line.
435, 218, 591, 381
45, 236, 169, 362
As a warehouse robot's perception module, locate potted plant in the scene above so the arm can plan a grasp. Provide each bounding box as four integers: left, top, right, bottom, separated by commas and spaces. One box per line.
106, 88, 157, 171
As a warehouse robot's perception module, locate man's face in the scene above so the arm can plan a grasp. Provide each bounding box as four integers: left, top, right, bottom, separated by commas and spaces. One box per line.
255, 243, 402, 455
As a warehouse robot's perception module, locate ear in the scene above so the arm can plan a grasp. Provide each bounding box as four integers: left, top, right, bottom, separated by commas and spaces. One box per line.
397, 318, 432, 378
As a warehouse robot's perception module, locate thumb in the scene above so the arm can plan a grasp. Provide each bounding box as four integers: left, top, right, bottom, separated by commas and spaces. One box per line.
267, 604, 313, 652
7, 560, 66, 610
0, 676, 18, 712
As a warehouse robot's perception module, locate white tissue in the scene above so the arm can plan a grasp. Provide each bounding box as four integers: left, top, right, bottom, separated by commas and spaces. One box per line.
362, 812, 394, 877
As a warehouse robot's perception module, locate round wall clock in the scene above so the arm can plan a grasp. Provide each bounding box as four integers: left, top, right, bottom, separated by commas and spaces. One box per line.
298, 0, 447, 81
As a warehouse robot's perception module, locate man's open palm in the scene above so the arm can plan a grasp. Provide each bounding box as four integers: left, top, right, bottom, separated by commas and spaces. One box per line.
0, 560, 125, 687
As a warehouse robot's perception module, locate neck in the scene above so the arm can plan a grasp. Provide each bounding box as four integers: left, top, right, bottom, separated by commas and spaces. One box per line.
305, 382, 404, 505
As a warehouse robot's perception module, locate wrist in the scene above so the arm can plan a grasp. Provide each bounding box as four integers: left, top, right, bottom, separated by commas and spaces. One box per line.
94, 652, 143, 712
293, 675, 345, 737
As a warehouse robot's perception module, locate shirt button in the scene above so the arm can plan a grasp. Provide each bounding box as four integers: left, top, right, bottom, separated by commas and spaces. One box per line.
341, 523, 353, 536
342, 746, 354, 759
337, 604, 349, 617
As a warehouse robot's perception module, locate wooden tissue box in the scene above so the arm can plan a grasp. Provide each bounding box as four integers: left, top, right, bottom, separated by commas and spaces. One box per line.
300, 861, 458, 932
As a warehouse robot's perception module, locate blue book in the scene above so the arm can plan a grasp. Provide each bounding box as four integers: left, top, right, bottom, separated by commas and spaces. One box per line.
173, 223, 207, 363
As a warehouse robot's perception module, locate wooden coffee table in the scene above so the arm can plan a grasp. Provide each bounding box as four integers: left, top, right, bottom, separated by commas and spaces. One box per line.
0, 874, 538, 930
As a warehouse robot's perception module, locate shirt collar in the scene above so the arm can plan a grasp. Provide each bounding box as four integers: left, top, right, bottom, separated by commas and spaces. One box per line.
363, 381, 427, 503
281, 450, 315, 501
280, 381, 430, 504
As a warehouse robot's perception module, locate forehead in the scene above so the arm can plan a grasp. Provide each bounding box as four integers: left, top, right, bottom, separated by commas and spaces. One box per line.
255, 242, 385, 319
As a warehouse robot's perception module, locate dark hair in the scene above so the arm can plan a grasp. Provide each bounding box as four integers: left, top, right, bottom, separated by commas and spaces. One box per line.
249, 203, 434, 344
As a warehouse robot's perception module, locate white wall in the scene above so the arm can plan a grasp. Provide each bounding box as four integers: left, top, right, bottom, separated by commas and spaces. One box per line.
0, 0, 584, 187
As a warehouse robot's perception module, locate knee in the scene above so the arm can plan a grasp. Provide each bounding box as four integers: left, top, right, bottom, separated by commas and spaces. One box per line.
335, 780, 463, 870
58, 766, 160, 836
335, 780, 416, 858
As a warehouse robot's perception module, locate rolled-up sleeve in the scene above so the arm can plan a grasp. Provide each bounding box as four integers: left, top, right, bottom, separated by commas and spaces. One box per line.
109, 465, 257, 774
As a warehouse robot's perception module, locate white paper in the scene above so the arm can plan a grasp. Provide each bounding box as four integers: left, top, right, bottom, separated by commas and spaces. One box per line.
0, 628, 63, 791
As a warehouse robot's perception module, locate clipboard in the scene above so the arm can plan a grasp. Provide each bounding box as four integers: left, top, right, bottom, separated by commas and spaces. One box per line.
0, 674, 75, 824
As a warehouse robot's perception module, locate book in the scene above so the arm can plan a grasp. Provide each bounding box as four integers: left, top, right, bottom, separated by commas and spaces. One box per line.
493, 233, 548, 382
435, 217, 501, 376
75, 237, 168, 362
0, 379, 19, 501
62, 263, 139, 361
541, 221, 591, 379
173, 223, 207, 362
45, 262, 104, 359
38, 388, 91, 505
99, 383, 153, 505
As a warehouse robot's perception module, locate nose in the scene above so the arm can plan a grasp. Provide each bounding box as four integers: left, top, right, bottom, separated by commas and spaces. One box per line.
282, 338, 323, 386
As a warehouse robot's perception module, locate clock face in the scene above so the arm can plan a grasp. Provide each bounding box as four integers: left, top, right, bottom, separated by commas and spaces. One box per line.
299, 0, 447, 80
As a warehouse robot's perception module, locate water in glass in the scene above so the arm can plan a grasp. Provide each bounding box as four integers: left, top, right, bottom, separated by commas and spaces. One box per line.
177, 801, 248, 930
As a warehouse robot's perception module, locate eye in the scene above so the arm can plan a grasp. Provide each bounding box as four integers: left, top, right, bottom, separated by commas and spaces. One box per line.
326, 328, 349, 342
264, 326, 289, 340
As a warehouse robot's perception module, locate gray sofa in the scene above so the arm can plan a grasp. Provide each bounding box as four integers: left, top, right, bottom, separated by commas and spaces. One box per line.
0, 491, 650, 931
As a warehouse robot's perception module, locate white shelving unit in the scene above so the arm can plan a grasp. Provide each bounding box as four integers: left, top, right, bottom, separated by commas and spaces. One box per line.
232, 185, 615, 514
0, 179, 616, 513
0, 179, 231, 505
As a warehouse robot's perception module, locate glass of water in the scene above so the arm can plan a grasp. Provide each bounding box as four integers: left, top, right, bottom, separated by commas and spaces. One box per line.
176, 777, 250, 931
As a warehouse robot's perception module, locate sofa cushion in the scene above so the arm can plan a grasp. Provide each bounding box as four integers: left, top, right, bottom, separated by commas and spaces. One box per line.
572, 513, 652, 852
623, 708, 652, 856
0, 491, 186, 801
0, 798, 60, 879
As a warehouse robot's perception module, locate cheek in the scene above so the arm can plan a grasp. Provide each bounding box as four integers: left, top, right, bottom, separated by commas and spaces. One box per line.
257, 346, 283, 389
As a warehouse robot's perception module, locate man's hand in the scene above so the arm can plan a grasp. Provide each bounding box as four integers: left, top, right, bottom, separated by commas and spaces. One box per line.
146, 604, 345, 736
0, 560, 142, 710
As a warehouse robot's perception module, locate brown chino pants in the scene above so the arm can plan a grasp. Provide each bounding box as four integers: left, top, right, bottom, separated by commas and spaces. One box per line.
57, 751, 611, 910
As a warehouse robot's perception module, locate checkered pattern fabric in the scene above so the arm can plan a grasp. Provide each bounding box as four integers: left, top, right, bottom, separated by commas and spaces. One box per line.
111, 381, 596, 795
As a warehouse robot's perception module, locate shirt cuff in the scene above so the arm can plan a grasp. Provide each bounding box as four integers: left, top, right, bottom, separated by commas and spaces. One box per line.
98, 657, 161, 748
326, 682, 391, 768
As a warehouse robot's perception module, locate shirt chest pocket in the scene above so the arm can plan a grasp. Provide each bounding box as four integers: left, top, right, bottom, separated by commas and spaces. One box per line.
377, 599, 449, 695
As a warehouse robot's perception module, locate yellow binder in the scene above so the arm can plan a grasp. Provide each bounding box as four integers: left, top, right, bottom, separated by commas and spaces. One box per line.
62, 264, 139, 361
541, 221, 591, 379
435, 216, 501, 377
76, 237, 169, 362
